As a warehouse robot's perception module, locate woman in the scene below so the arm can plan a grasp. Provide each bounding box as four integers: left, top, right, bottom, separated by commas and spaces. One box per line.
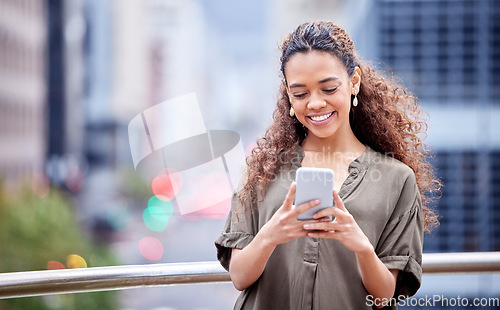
215, 21, 440, 309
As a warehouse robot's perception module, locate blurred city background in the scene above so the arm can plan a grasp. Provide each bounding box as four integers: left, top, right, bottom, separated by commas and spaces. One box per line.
0, 0, 499, 309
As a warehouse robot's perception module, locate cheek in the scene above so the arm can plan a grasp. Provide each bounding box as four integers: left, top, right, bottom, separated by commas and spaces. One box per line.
291, 103, 309, 124
343, 97, 352, 113
339, 91, 353, 111
291, 99, 307, 114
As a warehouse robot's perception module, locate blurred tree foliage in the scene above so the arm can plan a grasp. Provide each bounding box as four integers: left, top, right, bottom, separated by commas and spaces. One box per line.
0, 179, 119, 310
119, 169, 151, 204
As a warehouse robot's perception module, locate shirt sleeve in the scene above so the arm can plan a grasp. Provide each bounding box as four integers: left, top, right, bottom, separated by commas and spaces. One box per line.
215, 190, 257, 271
375, 171, 424, 299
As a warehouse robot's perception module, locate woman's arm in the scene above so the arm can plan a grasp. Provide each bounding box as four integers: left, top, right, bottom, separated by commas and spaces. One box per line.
229, 236, 275, 291
229, 182, 325, 291
356, 248, 399, 307
304, 191, 398, 308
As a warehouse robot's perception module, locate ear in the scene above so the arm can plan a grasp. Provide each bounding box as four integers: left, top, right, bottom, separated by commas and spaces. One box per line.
351, 66, 361, 91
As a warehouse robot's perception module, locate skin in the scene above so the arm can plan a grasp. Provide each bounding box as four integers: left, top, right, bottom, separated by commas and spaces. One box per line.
229, 50, 398, 308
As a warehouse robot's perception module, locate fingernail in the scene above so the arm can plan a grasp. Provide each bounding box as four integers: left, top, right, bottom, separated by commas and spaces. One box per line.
303, 224, 311, 229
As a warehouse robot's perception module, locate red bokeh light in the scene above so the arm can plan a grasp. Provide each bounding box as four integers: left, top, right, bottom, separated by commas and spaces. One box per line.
152, 169, 182, 201
47, 261, 66, 270
139, 237, 164, 261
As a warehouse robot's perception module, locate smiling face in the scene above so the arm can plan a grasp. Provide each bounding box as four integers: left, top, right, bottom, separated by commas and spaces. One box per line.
285, 50, 360, 146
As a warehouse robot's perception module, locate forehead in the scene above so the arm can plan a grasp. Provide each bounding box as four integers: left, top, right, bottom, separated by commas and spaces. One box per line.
284, 50, 349, 84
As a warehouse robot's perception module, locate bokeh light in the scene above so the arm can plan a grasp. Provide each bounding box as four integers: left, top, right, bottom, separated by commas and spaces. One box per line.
143, 196, 174, 232
152, 168, 182, 201
174, 171, 233, 220
66, 254, 88, 269
138, 237, 164, 261
193, 197, 231, 220
191, 172, 232, 219
47, 261, 66, 270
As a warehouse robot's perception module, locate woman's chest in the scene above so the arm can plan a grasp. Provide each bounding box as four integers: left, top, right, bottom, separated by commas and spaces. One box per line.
300, 151, 353, 192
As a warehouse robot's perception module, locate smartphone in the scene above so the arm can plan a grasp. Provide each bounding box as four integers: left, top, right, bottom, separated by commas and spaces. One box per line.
294, 167, 334, 220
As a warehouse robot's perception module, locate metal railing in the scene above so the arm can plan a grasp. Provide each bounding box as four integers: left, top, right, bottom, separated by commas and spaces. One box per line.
1, 252, 500, 299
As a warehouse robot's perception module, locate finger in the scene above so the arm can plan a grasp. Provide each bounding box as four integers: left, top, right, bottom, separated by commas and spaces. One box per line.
312, 206, 335, 219
307, 230, 341, 239
330, 206, 351, 221
333, 190, 348, 213
301, 217, 330, 224
282, 182, 296, 211
293, 198, 321, 216
303, 222, 343, 231
314, 204, 348, 222
299, 217, 331, 228
316, 216, 332, 222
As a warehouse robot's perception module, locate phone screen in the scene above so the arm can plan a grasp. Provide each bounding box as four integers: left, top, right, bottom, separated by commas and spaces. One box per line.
294, 167, 335, 220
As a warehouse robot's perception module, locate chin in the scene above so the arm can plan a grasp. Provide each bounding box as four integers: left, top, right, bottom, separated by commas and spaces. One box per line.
309, 130, 338, 140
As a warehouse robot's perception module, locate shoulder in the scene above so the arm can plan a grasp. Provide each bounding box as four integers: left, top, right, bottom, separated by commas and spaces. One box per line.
363, 149, 422, 221
365, 148, 415, 181
360, 148, 418, 199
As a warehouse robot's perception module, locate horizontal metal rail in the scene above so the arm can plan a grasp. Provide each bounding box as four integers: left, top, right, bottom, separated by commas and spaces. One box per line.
1, 252, 500, 299
0, 261, 230, 299
423, 251, 500, 274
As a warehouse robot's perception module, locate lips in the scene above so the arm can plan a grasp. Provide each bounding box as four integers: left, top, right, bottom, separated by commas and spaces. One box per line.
307, 111, 335, 125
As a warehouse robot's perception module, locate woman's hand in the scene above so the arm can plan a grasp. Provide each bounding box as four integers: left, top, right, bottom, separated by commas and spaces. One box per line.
229, 181, 329, 291
302, 190, 373, 254
303, 190, 398, 306
259, 182, 331, 247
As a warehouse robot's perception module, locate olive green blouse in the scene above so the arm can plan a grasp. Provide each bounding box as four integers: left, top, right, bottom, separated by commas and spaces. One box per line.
215, 147, 424, 310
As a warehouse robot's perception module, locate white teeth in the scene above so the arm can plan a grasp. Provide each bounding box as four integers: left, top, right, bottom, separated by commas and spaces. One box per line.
310, 112, 333, 122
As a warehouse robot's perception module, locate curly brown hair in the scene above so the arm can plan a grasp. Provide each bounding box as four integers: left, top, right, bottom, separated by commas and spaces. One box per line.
240, 21, 440, 231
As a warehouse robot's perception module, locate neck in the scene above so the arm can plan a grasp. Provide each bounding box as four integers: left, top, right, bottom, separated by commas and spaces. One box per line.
301, 126, 365, 154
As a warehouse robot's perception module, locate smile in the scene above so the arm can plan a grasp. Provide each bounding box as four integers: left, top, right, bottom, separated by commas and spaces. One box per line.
308, 112, 334, 122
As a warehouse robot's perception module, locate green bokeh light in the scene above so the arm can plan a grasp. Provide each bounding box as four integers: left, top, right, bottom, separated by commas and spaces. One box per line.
143, 196, 174, 232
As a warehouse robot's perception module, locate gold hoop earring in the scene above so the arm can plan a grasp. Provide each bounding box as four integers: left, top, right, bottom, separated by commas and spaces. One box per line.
290, 106, 295, 117
353, 96, 358, 107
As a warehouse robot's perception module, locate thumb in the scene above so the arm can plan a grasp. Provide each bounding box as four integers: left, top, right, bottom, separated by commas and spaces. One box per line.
282, 182, 296, 211
333, 190, 348, 213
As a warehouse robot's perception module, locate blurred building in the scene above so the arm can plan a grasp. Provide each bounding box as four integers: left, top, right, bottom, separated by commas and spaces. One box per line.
82, 0, 113, 167
43, 0, 89, 191
376, 0, 500, 253
83, 0, 151, 168
84, 0, 210, 170
0, 0, 97, 189
199, 0, 272, 139
148, 0, 206, 102
0, 0, 47, 183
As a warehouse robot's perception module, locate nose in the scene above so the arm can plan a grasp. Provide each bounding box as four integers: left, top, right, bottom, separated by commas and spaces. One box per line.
307, 91, 326, 110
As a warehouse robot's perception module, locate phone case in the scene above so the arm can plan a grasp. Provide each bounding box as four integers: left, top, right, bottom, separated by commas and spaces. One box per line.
294, 167, 335, 220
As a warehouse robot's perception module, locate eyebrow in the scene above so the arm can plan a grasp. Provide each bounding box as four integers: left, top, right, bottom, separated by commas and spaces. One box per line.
288, 83, 306, 89
318, 77, 339, 84
288, 77, 339, 89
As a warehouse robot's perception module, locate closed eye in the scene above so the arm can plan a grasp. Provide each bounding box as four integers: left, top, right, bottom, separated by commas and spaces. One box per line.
324, 87, 337, 94
292, 93, 307, 99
